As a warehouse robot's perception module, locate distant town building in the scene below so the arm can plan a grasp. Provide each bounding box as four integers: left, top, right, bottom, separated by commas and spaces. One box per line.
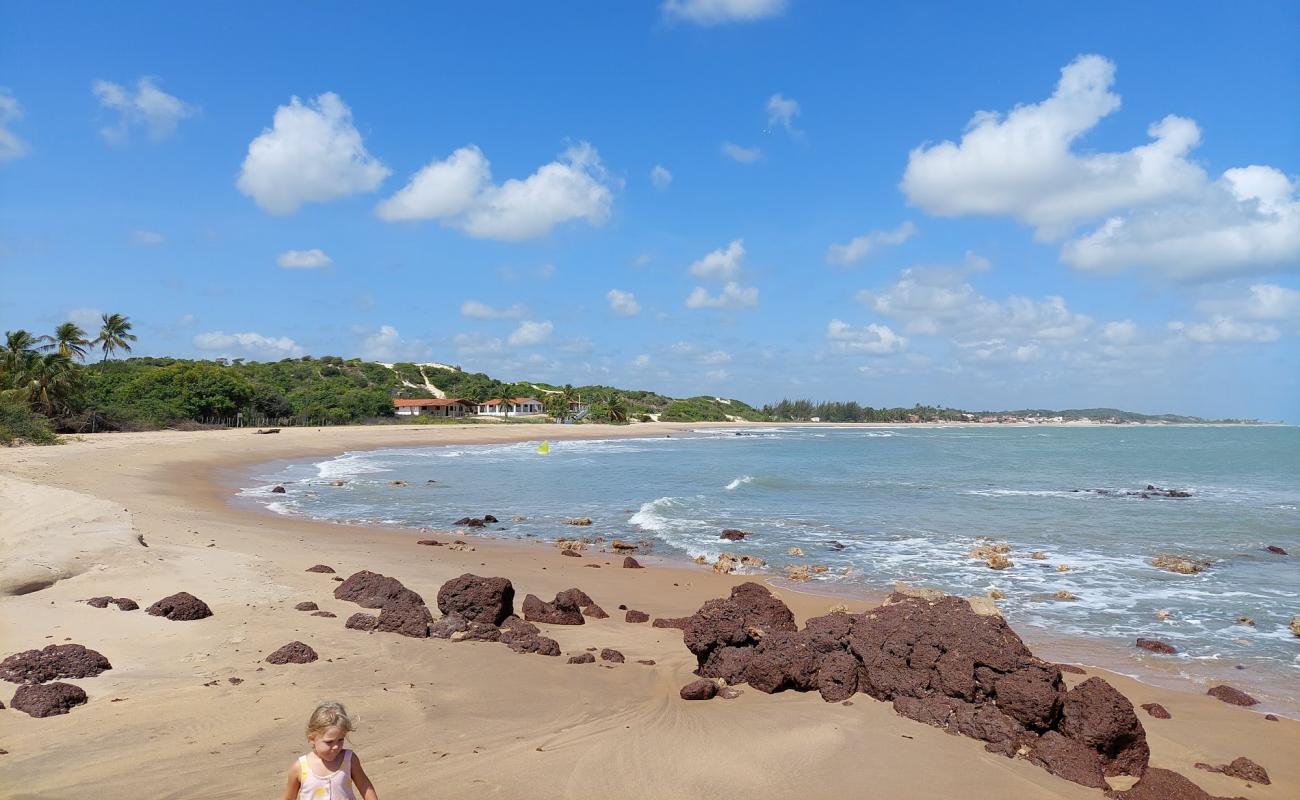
393, 398, 476, 417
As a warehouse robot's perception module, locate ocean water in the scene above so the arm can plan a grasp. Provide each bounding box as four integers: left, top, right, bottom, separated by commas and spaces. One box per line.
241, 425, 1300, 709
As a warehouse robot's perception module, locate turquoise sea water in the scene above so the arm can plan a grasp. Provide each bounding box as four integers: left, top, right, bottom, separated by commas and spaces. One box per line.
242, 425, 1299, 709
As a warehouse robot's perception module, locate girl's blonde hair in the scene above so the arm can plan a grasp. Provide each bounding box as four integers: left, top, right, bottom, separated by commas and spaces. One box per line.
306, 702, 354, 738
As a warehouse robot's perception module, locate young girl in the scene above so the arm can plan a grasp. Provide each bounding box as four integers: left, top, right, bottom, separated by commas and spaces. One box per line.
281, 702, 379, 800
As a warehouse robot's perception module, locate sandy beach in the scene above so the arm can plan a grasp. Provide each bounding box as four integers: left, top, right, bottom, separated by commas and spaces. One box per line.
1, 423, 1295, 799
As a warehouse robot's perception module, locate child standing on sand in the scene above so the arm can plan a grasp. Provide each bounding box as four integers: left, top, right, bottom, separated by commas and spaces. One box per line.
281, 702, 379, 800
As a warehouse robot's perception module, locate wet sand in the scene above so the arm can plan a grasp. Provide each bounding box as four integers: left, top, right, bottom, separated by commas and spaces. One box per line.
1, 423, 1295, 799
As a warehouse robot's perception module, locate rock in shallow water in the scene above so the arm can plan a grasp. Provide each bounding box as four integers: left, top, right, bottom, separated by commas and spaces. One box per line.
1135, 638, 1177, 654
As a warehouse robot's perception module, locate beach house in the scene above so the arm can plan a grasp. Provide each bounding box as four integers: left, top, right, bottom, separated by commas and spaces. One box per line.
393, 398, 476, 418
476, 397, 544, 416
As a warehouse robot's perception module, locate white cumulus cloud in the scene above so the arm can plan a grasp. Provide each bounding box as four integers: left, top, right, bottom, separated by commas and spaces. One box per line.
721, 141, 762, 163
237, 92, 390, 215
461, 300, 527, 320
0, 88, 29, 162
508, 320, 554, 346
277, 248, 333, 269
901, 55, 1300, 280
689, 239, 746, 280
1169, 317, 1280, 344
1198, 283, 1300, 321
606, 289, 641, 317
662, 0, 786, 25
93, 77, 196, 143
131, 229, 165, 246
827, 320, 908, 354
686, 282, 759, 309
193, 330, 303, 357
650, 164, 673, 189
766, 93, 800, 133
826, 221, 916, 266
378, 142, 613, 241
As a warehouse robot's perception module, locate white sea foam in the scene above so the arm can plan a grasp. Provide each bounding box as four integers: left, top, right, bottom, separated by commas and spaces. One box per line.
315, 451, 390, 480
725, 475, 754, 490
628, 496, 681, 531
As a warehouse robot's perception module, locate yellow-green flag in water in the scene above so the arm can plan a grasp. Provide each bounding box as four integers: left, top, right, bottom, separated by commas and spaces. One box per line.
537, 440, 551, 455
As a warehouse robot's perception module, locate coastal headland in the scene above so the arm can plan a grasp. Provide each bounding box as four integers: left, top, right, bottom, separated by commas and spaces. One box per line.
1, 423, 1295, 799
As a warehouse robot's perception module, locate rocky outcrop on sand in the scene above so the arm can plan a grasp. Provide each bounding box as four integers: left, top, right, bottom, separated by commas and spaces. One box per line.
680, 679, 718, 700
2, 644, 112, 684
345, 612, 378, 632
376, 598, 435, 638
625, 609, 650, 623
600, 648, 625, 663
1104, 767, 1247, 799
522, 592, 585, 625
1195, 757, 1270, 785
1206, 685, 1257, 706
498, 617, 560, 655
10, 682, 88, 718
294, 601, 318, 612
436, 574, 514, 625
334, 571, 424, 609
673, 585, 1152, 788
622, 557, 643, 569
86, 596, 137, 611
265, 641, 318, 665
305, 564, 336, 573
146, 591, 213, 620
568, 652, 595, 664
1141, 703, 1171, 719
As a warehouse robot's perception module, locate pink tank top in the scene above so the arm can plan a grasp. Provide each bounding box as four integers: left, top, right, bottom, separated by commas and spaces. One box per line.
297, 750, 357, 800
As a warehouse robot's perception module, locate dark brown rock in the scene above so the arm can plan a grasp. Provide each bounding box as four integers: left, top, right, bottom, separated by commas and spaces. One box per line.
637, 659, 656, 666
376, 599, 433, 638
146, 591, 213, 621
1206, 685, 1258, 706
1264, 714, 1278, 721
10, 682, 88, 718
720, 529, 748, 541
1059, 677, 1149, 777
730, 582, 797, 635
583, 603, 609, 620
416, 539, 443, 546
310, 611, 337, 618
653, 616, 691, 629
86, 596, 112, 609
556, 588, 595, 608
994, 664, 1064, 731
271, 485, 286, 494
454, 622, 503, 643
428, 613, 469, 639
600, 648, 625, 663
622, 556, 643, 569
1105, 768, 1248, 800
482, 514, 498, 524
344, 613, 378, 632
522, 592, 584, 625
561, 549, 581, 557
1141, 703, 1171, 719
1196, 757, 1270, 785
305, 565, 336, 573
1027, 730, 1108, 788
111, 598, 138, 611
294, 601, 319, 612
1, 644, 112, 684
625, 609, 650, 623
698, 645, 754, 685
435, 574, 514, 625
265, 641, 317, 665
680, 679, 717, 700
1136, 638, 1177, 655
745, 631, 819, 694
815, 650, 859, 702
1264, 545, 1287, 555
568, 653, 595, 664
1057, 663, 1087, 674
334, 571, 424, 610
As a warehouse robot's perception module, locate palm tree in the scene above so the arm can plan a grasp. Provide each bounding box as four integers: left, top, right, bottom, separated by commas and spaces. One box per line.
43, 322, 91, 361
18, 352, 79, 416
560, 384, 579, 419
94, 313, 137, 362
599, 390, 628, 423
3, 329, 40, 375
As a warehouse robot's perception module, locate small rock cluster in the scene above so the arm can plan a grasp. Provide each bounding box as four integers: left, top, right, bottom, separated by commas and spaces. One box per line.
1, 644, 112, 718
146, 591, 213, 621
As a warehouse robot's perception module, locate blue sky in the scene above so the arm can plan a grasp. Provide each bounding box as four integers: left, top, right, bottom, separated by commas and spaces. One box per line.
1, 1, 1297, 419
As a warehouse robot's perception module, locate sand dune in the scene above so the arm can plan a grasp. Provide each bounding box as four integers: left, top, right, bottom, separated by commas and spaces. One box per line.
0, 424, 1294, 799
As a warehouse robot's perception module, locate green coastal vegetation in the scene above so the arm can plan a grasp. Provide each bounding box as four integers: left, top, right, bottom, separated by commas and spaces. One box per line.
1, 315, 1258, 445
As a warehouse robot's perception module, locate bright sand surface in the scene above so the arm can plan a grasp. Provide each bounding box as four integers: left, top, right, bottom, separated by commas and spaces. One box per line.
1, 423, 1295, 799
